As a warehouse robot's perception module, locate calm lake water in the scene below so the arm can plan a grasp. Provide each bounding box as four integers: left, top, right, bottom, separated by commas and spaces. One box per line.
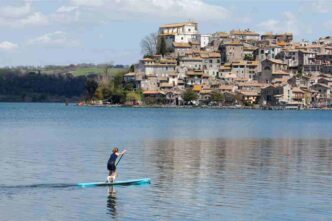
1, 103, 332, 221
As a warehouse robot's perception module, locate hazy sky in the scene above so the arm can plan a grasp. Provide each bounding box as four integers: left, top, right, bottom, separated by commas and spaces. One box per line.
0, 0, 331, 67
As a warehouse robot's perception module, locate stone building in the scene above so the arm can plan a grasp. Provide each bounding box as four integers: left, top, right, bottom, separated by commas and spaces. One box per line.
220, 42, 244, 63
259, 58, 288, 83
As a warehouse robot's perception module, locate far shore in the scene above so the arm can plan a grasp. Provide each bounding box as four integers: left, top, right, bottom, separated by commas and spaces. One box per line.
78, 103, 332, 111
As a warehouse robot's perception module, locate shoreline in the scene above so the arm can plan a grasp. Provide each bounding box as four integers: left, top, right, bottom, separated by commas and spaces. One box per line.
79, 103, 332, 111
1, 102, 331, 110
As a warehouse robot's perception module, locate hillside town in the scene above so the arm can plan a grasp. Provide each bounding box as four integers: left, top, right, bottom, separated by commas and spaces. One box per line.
124, 21, 332, 109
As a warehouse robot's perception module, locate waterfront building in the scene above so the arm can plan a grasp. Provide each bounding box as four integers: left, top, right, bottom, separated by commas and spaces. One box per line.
236, 90, 260, 104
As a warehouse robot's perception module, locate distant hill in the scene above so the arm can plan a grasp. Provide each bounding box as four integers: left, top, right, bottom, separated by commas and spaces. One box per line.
0, 64, 129, 77
72, 66, 128, 76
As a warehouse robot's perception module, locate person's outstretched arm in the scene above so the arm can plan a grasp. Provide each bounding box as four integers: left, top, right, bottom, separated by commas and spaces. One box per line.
116, 149, 127, 156
120, 149, 127, 155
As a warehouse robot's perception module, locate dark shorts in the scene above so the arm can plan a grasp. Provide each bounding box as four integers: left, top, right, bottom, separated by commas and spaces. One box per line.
107, 163, 116, 172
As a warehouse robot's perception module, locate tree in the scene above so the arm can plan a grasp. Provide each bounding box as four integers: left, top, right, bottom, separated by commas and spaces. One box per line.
113, 72, 124, 90
140, 33, 158, 56
94, 87, 103, 100
101, 86, 112, 100
235, 93, 243, 105
99, 63, 113, 86
182, 88, 198, 104
126, 92, 141, 103
129, 64, 135, 72
211, 90, 224, 104
157, 36, 167, 56
244, 54, 254, 61
111, 89, 125, 104
85, 79, 98, 100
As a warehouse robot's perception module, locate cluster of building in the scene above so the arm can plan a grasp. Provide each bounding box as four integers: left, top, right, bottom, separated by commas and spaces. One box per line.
124, 21, 332, 108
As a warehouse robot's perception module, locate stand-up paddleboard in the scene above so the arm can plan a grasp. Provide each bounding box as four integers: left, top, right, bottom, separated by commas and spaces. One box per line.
77, 178, 151, 188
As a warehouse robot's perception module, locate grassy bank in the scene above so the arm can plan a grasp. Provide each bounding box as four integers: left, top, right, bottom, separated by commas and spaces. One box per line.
72, 67, 128, 76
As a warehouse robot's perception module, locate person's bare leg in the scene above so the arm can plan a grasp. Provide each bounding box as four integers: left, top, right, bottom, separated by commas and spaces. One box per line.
107, 171, 113, 183
110, 171, 117, 182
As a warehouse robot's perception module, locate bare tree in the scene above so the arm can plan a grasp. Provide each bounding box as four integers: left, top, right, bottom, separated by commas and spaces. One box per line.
140, 33, 158, 56
98, 61, 114, 86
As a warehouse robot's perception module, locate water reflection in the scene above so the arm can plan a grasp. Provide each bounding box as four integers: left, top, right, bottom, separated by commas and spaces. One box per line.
142, 137, 332, 219
145, 138, 332, 180
106, 187, 117, 218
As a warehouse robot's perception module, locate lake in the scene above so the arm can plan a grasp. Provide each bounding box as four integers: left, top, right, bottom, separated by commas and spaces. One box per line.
0, 103, 332, 220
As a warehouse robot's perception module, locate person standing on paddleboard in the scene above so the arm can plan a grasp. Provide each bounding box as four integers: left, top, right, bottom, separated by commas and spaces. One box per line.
107, 147, 126, 183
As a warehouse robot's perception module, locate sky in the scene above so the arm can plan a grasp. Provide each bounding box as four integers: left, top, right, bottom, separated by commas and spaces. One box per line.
0, 0, 331, 67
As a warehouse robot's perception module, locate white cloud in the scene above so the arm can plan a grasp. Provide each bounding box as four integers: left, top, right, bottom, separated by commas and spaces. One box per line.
28, 31, 79, 47
257, 19, 279, 32
59, 0, 230, 22
56, 6, 79, 13
0, 2, 32, 18
52, 6, 80, 24
70, 0, 107, 7
116, 0, 230, 21
299, 0, 332, 15
0, 2, 48, 27
310, 0, 332, 13
0, 41, 19, 51
20, 12, 48, 26
256, 11, 312, 37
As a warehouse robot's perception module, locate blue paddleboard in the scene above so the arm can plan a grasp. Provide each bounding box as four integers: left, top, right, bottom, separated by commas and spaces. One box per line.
77, 178, 151, 187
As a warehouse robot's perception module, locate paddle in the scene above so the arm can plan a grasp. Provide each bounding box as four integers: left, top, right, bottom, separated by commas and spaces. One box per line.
115, 153, 125, 166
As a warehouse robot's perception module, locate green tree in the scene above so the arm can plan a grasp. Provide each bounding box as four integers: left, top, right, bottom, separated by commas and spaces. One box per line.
158, 36, 167, 56
101, 86, 112, 100
111, 89, 125, 104
211, 90, 224, 104
94, 87, 103, 100
126, 92, 141, 103
129, 64, 135, 72
85, 79, 98, 100
113, 72, 125, 90
244, 54, 253, 61
182, 88, 198, 104
124, 82, 134, 91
